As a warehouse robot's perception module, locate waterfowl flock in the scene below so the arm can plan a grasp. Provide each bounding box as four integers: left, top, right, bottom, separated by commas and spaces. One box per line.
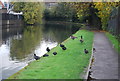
34, 35, 94, 60
60, 43, 67, 50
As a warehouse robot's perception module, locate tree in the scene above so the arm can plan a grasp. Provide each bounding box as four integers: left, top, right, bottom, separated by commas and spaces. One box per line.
13, 2, 44, 24
44, 2, 76, 21
72, 2, 119, 30
94, 2, 119, 30
10, 26, 42, 60
72, 2, 102, 29
12, 2, 25, 12
55, 3, 73, 20
72, 2, 91, 22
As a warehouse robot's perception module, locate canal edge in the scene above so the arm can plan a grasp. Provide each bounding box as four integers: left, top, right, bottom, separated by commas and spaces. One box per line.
7, 63, 29, 79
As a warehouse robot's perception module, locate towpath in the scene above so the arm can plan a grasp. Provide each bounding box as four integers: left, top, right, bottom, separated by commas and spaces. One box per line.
90, 32, 119, 80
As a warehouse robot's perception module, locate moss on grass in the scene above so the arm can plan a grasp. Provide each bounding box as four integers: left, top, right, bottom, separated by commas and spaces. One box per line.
9, 30, 94, 79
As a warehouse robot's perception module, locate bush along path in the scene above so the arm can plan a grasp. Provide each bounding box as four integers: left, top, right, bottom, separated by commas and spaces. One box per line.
8, 30, 94, 79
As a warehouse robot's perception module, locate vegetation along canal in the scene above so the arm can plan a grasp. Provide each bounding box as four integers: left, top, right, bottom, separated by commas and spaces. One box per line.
0, 22, 80, 79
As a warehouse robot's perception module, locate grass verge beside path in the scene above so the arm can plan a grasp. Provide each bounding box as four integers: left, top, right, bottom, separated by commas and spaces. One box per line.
9, 30, 94, 79
106, 32, 120, 54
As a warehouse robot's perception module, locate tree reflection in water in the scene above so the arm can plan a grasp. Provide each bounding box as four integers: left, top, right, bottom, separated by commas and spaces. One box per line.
10, 24, 79, 61
10, 26, 42, 61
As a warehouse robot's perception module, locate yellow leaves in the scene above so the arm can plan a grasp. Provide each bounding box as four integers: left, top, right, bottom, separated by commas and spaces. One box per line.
94, 2, 118, 30
73, 2, 90, 19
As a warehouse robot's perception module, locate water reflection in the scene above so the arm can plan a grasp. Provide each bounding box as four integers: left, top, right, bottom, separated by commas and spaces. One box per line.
9, 24, 79, 61
10, 26, 42, 61
42, 24, 79, 43
0, 23, 80, 79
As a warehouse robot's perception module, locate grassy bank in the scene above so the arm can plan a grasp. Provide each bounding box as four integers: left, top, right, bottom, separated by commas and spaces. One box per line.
106, 32, 120, 54
9, 30, 94, 79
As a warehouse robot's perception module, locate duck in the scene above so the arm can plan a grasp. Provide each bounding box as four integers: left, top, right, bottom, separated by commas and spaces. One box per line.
84, 49, 89, 54
70, 35, 77, 40
43, 54, 49, 57
62, 46, 67, 50
46, 47, 50, 52
60, 44, 65, 48
80, 39, 84, 43
34, 54, 40, 60
53, 52, 57, 55
81, 35, 83, 39
93, 48, 96, 53
80, 35, 84, 43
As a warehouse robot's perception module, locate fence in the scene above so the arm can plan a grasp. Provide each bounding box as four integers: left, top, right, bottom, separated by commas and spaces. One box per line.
0, 13, 24, 27
2, 13, 23, 20
107, 7, 120, 38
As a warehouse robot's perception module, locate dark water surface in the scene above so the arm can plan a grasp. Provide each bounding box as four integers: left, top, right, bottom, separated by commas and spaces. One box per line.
0, 23, 80, 80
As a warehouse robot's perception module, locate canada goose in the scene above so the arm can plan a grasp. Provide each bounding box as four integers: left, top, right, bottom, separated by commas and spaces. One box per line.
60, 44, 65, 48
62, 46, 67, 50
81, 35, 83, 39
53, 52, 57, 55
84, 49, 89, 54
43, 54, 49, 57
46, 47, 50, 52
70, 35, 77, 40
80, 39, 84, 43
93, 48, 96, 53
34, 54, 40, 60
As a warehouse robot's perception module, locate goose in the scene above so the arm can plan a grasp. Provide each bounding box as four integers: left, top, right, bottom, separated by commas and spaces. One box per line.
80, 35, 84, 43
60, 44, 65, 48
62, 46, 67, 50
81, 35, 83, 39
84, 49, 89, 54
43, 54, 49, 57
70, 35, 77, 40
80, 39, 84, 43
34, 54, 40, 60
93, 48, 96, 53
46, 47, 50, 52
53, 52, 57, 55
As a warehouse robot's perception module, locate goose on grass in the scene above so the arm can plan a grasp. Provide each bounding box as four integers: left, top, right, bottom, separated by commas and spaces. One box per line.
43, 54, 49, 57
34, 54, 40, 60
70, 35, 77, 40
46, 47, 50, 52
60, 44, 65, 48
53, 52, 57, 55
62, 46, 67, 50
84, 49, 89, 54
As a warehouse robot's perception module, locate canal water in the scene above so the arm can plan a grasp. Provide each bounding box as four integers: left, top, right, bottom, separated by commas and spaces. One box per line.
0, 23, 80, 80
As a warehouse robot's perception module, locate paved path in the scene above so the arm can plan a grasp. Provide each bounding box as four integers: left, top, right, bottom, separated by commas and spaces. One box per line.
90, 32, 119, 80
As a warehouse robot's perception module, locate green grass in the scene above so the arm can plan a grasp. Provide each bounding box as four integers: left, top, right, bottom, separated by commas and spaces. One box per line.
106, 32, 120, 54
9, 30, 94, 79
